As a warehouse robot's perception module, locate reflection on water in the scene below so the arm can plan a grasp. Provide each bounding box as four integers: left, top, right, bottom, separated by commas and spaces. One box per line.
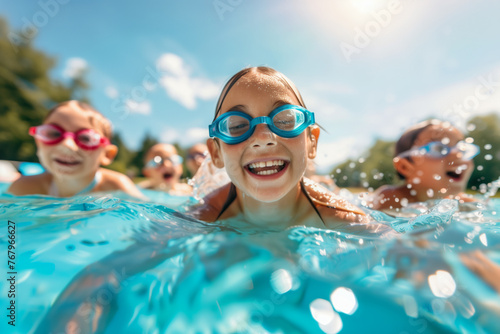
0, 186, 499, 334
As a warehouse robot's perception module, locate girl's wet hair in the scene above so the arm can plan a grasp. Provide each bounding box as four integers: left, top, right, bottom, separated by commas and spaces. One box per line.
213, 66, 307, 121
45, 100, 113, 139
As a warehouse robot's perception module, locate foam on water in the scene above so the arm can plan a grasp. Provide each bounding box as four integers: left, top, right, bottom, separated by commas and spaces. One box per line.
0, 184, 499, 334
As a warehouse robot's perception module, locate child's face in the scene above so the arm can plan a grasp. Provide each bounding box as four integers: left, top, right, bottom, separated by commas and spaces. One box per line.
36, 105, 113, 179
186, 144, 207, 175
405, 124, 474, 197
143, 144, 183, 188
208, 73, 318, 203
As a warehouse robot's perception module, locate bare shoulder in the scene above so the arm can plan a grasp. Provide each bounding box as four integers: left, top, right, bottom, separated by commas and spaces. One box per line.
185, 183, 232, 222
172, 182, 193, 196
7, 173, 51, 195
302, 178, 365, 214
453, 192, 477, 203
371, 184, 408, 210
97, 168, 143, 198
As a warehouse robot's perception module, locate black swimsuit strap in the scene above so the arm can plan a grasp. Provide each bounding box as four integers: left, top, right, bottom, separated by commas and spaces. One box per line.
300, 179, 326, 225
215, 183, 237, 221
216, 180, 325, 225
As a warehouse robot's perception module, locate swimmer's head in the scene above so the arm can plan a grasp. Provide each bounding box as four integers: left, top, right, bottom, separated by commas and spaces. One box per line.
34, 100, 117, 178
45, 100, 113, 140
213, 66, 307, 121
143, 143, 184, 189
207, 66, 320, 203
393, 119, 475, 196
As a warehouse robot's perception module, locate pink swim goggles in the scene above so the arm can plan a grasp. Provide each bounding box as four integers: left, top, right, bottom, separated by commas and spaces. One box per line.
29, 124, 110, 150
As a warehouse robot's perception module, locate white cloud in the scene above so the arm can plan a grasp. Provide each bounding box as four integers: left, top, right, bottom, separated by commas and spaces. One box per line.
304, 92, 351, 120
63, 57, 87, 79
125, 99, 151, 115
314, 136, 371, 174
156, 53, 220, 109
160, 127, 209, 146
364, 64, 500, 140
105, 86, 118, 99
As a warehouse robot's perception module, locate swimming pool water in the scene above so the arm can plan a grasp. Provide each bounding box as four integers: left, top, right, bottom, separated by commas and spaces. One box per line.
0, 185, 499, 334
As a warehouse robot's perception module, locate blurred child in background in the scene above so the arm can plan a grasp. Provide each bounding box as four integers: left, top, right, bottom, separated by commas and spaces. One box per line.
371, 119, 479, 210
138, 143, 192, 195
8, 100, 143, 198
186, 143, 208, 177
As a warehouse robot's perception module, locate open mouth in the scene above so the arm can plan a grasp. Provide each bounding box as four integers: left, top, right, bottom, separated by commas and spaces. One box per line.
446, 164, 468, 181
54, 158, 81, 166
163, 172, 174, 180
446, 170, 463, 180
245, 160, 288, 176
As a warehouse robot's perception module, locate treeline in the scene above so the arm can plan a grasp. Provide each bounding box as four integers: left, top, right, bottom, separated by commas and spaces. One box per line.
0, 17, 190, 179
1, 17, 498, 187
330, 114, 500, 191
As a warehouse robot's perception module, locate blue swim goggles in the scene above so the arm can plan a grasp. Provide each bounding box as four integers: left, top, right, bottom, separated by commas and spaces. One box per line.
145, 154, 183, 168
209, 104, 315, 145
399, 141, 480, 161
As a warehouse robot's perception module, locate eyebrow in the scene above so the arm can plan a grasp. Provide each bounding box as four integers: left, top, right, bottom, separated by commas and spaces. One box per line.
226, 100, 295, 113
272, 100, 294, 108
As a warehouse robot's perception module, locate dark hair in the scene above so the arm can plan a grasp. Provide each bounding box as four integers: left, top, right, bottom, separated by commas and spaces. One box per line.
394, 119, 443, 179
213, 66, 307, 121
45, 100, 113, 139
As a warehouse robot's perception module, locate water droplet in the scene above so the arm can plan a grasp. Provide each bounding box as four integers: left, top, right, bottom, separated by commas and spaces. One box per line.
467, 124, 476, 131
410, 190, 417, 196
477, 166, 484, 171
484, 144, 492, 150
433, 174, 441, 180
412, 177, 421, 184
360, 172, 367, 178
465, 137, 474, 144
441, 137, 450, 145
427, 189, 434, 197
358, 158, 365, 164
349, 162, 356, 168
485, 154, 492, 160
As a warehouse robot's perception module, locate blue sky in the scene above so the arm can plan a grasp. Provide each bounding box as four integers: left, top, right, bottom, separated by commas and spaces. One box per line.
2, 0, 500, 172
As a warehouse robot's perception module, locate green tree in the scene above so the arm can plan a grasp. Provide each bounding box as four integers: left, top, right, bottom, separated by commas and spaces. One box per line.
467, 113, 500, 190
0, 17, 88, 161
107, 133, 135, 175
131, 133, 159, 176
331, 139, 396, 189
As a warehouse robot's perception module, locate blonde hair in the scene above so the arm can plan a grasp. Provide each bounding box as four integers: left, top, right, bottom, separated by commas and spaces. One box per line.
45, 100, 113, 139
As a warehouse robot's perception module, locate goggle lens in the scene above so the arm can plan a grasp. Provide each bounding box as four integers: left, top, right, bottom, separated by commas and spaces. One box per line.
210, 105, 314, 145
29, 124, 109, 150
403, 141, 480, 161
145, 155, 183, 168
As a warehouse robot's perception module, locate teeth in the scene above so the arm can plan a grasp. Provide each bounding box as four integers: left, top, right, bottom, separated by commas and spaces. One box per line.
248, 160, 284, 169
256, 169, 279, 175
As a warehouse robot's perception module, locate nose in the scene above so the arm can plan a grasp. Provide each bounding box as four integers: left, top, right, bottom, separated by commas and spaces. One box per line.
59, 135, 79, 151
250, 124, 277, 148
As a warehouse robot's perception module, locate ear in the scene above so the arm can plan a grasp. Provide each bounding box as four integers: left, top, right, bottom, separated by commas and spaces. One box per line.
307, 125, 320, 159
393, 157, 414, 178
207, 138, 225, 168
100, 144, 118, 166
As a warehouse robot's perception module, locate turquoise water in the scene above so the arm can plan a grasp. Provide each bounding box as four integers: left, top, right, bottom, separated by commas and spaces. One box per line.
0, 184, 499, 334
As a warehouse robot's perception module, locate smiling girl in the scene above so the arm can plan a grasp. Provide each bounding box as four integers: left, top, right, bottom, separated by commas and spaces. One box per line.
8, 100, 142, 198
187, 67, 381, 232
